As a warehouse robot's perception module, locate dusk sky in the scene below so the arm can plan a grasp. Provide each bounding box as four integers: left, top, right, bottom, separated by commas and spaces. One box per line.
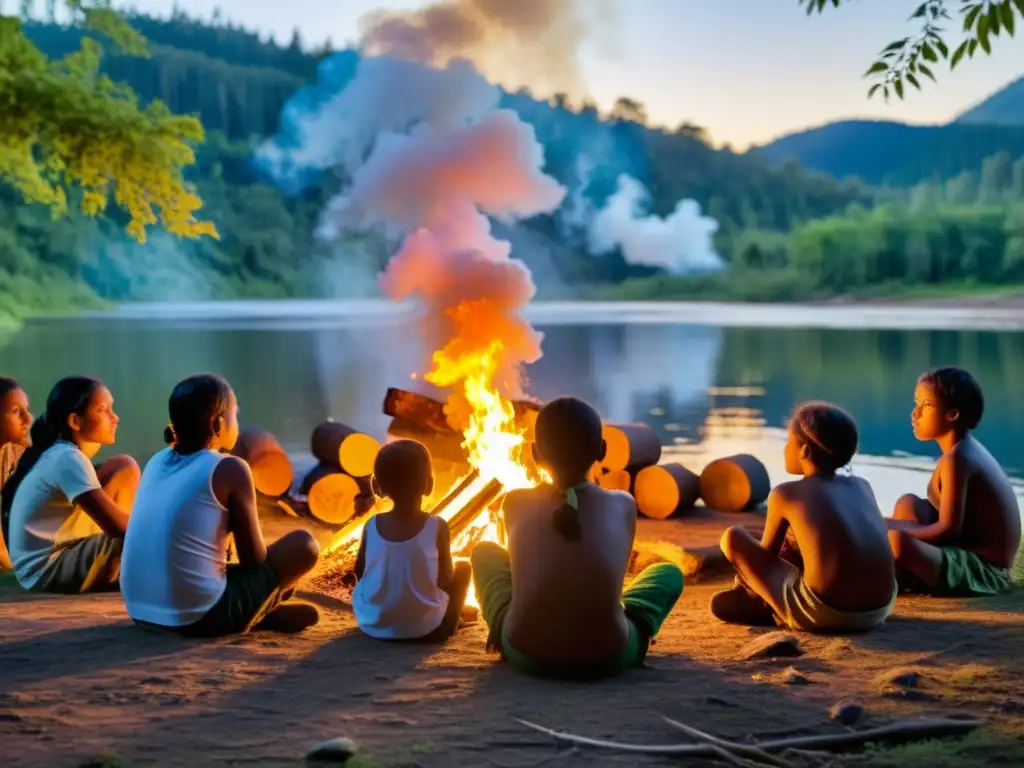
127, 0, 1024, 148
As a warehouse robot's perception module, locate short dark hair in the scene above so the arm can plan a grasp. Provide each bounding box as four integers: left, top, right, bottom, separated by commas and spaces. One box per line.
918, 366, 984, 431
791, 401, 859, 471
165, 374, 234, 450
373, 439, 432, 502
0, 377, 22, 399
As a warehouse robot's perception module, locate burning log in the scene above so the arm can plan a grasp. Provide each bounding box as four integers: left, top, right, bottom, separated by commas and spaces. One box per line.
698, 454, 771, 513
384, 387, 541, 434
231, 428, 294, 498
445, 477, 504, 540
311, 420, 381, 478
601, 423, 662, 473
633, 463, 700, 519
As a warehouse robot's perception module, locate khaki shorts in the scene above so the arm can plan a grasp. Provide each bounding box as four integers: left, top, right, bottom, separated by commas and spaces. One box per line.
33, 534, 123, 594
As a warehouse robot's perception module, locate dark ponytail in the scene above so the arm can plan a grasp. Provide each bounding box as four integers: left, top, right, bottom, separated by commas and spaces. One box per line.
551, 501, 582, 541
1, 376, 101, 544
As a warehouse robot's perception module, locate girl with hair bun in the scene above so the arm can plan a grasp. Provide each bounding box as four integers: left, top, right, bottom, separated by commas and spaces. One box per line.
121, 374, 321, 638
4, 376, 140, 593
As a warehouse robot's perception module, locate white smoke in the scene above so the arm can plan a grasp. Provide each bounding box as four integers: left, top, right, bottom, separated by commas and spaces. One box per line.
588, 173, 723, 274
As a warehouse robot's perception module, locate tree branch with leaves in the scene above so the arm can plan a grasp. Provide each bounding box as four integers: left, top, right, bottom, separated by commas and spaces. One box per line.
801, 0, 1024, 101
0, 0, 217, 242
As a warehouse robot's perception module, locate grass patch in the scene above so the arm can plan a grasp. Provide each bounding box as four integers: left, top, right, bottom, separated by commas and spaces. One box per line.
864, 726, 1024, 767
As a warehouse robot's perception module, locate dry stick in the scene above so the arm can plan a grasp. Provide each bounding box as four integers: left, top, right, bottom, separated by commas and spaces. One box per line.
659, 716, 793, 768
705, 744, 776, 768
515, 717, 983, 757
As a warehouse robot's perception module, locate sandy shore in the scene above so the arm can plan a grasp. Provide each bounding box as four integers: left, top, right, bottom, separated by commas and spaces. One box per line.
2, 514, 1022, 768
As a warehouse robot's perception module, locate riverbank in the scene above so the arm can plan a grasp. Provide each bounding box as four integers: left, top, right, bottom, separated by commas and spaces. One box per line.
43, 296, 1024, 333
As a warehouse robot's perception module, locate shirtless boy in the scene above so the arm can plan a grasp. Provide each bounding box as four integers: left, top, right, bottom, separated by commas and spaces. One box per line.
712, 402, 896, 633
888, 366, 1021, 596
470, 396, 684, 679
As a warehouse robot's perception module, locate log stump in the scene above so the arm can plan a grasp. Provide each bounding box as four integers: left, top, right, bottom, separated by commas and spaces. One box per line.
596, 468, 632, 493
311, 420, 381, 478
698, 453, 771, 513
307, 473, 366, 526
634, 463, 700, 519
602, 423, 662, 472
231, 428, 294, 498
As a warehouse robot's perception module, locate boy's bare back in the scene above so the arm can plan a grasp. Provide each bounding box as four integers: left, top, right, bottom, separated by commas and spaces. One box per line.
502, 484, 636, 661
773, 475, 894, 613
928, 436, 1021, 569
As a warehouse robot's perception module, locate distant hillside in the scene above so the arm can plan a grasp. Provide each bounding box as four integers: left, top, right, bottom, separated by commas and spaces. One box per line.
956, 75, 1024, 126
754, 119, 1024, 186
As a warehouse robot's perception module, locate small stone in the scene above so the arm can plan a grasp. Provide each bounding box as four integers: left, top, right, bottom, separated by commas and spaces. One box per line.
829, 698, 864, 726
740, 631, 804, 660
306, 737, 358, 763
877, 668, 921, 688
778, 666, 811, 685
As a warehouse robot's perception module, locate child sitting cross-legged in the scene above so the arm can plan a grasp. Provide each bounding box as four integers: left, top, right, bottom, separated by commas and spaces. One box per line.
352, 440, 472, 642
711, 402, 897, 633
471, 396, 684, 680
888, 366, 1021, 597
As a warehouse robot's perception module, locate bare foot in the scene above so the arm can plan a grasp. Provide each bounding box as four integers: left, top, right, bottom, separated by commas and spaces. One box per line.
710, 586, 776, 627
256, 602, 320, 633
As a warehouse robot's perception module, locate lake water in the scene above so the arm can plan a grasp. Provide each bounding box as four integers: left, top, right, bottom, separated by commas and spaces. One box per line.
6, 300, 1024, 515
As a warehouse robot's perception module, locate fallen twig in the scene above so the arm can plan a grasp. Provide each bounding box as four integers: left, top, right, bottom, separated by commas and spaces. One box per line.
660, 716, 792, 768
515, 717, 982, 757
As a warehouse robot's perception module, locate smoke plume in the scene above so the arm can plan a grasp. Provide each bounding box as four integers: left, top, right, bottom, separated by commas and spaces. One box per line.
258, 27, 570, 409
359, 0, 615, 100
588, 173, 723, 274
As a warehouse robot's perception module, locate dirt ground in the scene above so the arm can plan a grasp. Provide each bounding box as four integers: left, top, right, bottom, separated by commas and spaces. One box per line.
1, 515, 1022, 768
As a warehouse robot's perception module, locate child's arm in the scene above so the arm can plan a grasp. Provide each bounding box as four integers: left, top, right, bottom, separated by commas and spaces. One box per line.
888, 453, 967, 543
215, 456, 268, 568
436, 517, 454, 588
354, 525, 368, 581
759, 487, 791, 555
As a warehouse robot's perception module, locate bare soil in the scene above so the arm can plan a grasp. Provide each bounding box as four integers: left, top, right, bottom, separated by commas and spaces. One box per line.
1, 515, 1022, 768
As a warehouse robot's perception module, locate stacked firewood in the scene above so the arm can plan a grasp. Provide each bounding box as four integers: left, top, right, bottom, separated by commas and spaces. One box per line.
591, 422, 772, 519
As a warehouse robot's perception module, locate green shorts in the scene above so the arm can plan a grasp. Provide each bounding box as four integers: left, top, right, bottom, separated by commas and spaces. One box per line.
470, 541, 684, 680
936, 547, 1011, 597
32, 534, 123, 594
136, 562, 286, 638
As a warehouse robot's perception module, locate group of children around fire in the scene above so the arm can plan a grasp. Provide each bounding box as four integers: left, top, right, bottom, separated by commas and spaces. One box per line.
0, 364, 1018, 679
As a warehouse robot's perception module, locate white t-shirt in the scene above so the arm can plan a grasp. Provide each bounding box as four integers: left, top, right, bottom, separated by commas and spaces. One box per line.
121, 448, 229, 628
8, 441, 103, 588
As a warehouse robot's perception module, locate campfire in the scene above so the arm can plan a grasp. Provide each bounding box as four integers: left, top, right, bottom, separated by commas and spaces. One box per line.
313, 343, 548, 606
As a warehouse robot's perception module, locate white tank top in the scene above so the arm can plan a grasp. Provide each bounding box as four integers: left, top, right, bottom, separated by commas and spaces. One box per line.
352, 514, 448, 639
121, 448, 229, 627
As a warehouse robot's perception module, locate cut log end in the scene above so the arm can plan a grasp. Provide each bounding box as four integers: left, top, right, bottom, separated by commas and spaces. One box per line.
232, 429, 294, 498
698, 454, 771, 513
338, 432, 382, 478
602, 423, 662, 472
596, 468, 632, 493
307, 473, 364, 526
634, 463, 700, 519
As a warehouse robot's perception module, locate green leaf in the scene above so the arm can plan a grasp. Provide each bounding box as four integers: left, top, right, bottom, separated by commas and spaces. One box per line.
989, 3, 1002, 35
906, 73, 921, 90
978, 27, 992, 53
919, 62, 937, 81
894, 79, 905, 99
951, 39, 969, 68
1015, 0, 1024, 15
864, 61, 889, 75
965, 3, 983, 30
1002, 1, 1016, 34
883, 37, 909, 52
921, 42, 938, 61
883, 86, 890, 102
968, 38, 978, 57
911, 2, 928, 19
868, 83, 882, 98
935, 39, 949, 57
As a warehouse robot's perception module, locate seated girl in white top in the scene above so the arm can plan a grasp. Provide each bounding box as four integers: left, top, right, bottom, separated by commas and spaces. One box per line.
353, 440, 472, 642
0, 376, 32, 570
121, 374, 321, 637
4, 376, 140, 594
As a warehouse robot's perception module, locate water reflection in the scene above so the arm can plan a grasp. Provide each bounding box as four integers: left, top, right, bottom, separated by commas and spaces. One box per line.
2, 314, 1021, 485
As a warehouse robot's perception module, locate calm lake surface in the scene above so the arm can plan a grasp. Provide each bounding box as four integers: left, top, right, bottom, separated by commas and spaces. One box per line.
6, 300, 1023, 513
